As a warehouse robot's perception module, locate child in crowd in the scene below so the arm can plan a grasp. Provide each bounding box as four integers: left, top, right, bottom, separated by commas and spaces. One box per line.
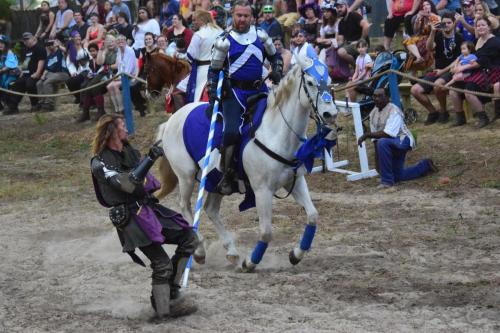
347, 39, 373, 102
445, 41, 477, 87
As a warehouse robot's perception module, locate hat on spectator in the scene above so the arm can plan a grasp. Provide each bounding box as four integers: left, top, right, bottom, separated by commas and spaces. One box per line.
335, 0, 349, 6
262, 5, 274, 13
22, 32, 34, 40
461, 0, 474, 6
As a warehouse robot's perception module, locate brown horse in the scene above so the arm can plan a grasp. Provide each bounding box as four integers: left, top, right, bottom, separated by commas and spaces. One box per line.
143, 53, 191, 102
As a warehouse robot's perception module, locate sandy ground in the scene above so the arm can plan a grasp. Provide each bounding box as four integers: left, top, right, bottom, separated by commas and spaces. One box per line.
1, 99, 500, 332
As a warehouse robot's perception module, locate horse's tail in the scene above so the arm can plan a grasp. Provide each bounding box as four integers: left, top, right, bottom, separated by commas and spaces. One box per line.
155, 122, 178, 199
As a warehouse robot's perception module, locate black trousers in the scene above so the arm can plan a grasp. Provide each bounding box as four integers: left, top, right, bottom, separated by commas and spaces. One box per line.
66, 74, 86, 102
139, 220, 197, 285
130, 81, 146, 113
8, 74, 40, 108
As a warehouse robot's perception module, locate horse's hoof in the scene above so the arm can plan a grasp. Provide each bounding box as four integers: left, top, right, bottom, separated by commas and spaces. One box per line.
241, 258, 256, 273
193, 254, 206, 265
226, 254, 240, 266
289, 250, 301, 266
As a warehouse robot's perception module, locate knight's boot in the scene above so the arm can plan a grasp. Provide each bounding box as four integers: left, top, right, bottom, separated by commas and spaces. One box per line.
169, 255, 189, 300
450, 112, 466, 127
76, 107, 90, 123
217, 145, 236, 195
151, 284, 171, 318
476, 111, 489, 128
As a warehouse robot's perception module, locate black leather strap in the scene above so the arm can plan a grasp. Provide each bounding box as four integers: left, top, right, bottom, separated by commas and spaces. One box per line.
253, 138, 298, 168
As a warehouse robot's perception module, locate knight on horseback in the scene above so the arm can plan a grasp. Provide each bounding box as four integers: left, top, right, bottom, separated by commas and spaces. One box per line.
208, 0, 284, 195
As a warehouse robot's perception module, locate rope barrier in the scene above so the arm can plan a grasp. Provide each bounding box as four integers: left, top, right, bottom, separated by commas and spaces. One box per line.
329, 68, 500, 99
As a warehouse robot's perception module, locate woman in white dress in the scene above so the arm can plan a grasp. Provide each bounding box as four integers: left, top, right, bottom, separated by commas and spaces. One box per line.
132, 6, 161, 56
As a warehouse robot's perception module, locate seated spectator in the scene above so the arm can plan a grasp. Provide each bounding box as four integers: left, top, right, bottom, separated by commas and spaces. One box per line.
431, 0, 461, 15
276, 0, 301, 48
50, 0, 76, 42
81, 0, 105, 25
6, 33, 46, 114
36, 39, 69, 112
383, 0, 420, 51
83, 13, 105, 49
335, 0, 371, 66
0, 35, 19, 112
35, 1, 55, 42
132, 6, 161, 56
103, 1, 116, 29
145, 0, 158, 20
96, 34, 118, 84
157, 35, 168, 53
65, 31, 91, 104
71, 12, 90, 44
298, 2, 320, 45
455, 0, 476, 43
479, 0, 499, 16
159, 0, 180, 28
112, 0, 132, 25
449, 16, 500, 127
77, 43, 106, 122
357, 87, 437, 189
165, 14, 193, 51
445, 41, 477, 86
273, 37, 292, 74
347, 39, 373, 102
316, 1, 338, 51
410, 12, 462, 125
403, 0, 441, 71
112, 12, 134, 45
291, 29, 317, 65
260, 4, 284, 42
474, 1, 500, 34
107, 34, 137, 113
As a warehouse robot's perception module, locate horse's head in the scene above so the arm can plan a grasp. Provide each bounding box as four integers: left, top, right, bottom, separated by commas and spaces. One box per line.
144, 53, 191, 99
295, 52, 338, 125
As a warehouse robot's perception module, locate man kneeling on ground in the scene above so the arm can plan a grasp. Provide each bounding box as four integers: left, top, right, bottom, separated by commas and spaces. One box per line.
358, 88, 438, 188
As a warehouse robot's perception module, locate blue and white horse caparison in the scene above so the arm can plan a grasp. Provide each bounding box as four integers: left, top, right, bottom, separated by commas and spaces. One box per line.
155, 54, 338, 272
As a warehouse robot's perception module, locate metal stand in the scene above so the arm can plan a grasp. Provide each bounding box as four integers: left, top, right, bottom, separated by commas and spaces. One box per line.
311, 100, 378, 181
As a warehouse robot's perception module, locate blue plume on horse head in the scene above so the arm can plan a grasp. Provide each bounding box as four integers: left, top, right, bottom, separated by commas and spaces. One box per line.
300, 46, 333, 103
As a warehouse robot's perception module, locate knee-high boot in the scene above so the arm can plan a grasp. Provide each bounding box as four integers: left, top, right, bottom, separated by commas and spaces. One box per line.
217, 144, 236, 195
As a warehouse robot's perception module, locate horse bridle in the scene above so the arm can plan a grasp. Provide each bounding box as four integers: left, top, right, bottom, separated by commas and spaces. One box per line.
299, 70, 335, 127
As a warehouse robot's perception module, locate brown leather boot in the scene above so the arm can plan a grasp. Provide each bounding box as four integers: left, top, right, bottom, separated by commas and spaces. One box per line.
93, 107, 106, 121
76, 108, 90, 123
450, 112, 466, 127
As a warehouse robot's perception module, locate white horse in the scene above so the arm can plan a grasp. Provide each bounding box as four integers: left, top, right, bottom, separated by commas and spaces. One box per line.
155, 55, 338, 271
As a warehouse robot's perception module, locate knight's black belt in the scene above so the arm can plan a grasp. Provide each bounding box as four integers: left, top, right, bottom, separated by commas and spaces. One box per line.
195, 60, 211, 66
230, 78, 262, 90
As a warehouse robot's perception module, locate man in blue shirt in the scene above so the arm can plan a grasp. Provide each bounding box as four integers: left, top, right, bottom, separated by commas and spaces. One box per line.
36, 39, 69, 111
432, 0, 461, 15
112, 0, 132, 25
259, 4, 284, 42
455, 0, 475, 42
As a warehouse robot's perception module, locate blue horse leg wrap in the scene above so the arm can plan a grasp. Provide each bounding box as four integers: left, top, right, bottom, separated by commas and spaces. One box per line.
250, 241, 268, 264
300, 224, 317, 251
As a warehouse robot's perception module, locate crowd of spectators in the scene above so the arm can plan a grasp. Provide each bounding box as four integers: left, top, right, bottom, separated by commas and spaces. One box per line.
0, 0, 499, 127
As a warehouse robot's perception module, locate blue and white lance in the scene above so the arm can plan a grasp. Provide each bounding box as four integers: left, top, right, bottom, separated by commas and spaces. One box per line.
181, 71, 224, 288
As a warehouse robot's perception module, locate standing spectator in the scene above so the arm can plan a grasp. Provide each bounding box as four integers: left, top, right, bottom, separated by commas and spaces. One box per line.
132, 7, 161, 56
71, 12, 90, 42
112, 0, 132, 25
6, 33, 46, 114
299, 2, 321, 45
383, 0, 420, 51
431, 0, 461, 14
410, 12, 462, 124
273, 37, 292, 74
403, 0, 441, 71
65, 31, 90, 104
474, 2, 500, 32
165, 14, 193, 50
0, 35, 18, 112
112, 12, 134, 45
316, 1, 338, 50
260, 4, 284, 41
132, 32, 158, 116
103, 1, 116, 29
36, 39, 70, 112
107, 35, 137, 113
50, 0, 76, 42
336, 0, 371, 65
78, 42, 106, 122
83, 13, 105, 48
449, 16, 500, 128
159, 0, 180, 28
357, 88, 437, 189
35, 1, 56, 42
455, 0, 476, 42
180, 10, 222, 103
347, 39, 373, 102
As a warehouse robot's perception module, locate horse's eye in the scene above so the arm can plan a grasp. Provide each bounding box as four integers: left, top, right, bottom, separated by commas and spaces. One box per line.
307, 81, 314, 87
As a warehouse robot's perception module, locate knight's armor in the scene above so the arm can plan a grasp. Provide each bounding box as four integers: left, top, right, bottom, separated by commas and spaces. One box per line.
207, 26, 283, 195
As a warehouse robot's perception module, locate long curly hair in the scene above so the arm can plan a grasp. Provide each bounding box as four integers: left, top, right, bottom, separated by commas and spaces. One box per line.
91, 114, 124, 155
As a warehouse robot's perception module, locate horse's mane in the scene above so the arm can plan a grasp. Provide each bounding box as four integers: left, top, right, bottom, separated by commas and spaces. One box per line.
267, 65, 301, 111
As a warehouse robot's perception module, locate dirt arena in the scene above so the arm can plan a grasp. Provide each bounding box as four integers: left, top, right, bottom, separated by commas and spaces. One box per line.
1, 98, 499, 332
